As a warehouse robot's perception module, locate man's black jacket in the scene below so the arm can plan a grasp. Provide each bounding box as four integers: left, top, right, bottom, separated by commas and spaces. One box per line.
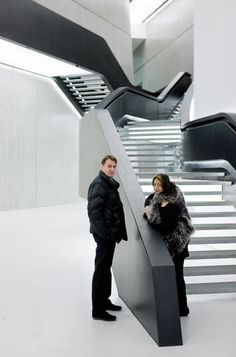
87, 171, 128, 243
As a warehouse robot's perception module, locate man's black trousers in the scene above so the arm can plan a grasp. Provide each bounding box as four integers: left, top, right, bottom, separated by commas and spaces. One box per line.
92, 236, 116, 315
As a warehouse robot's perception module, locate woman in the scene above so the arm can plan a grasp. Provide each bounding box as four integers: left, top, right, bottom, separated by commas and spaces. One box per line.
144, 173, 194, 316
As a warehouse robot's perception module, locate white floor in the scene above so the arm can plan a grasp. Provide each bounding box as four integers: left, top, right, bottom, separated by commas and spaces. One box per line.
0, 201, 235, 357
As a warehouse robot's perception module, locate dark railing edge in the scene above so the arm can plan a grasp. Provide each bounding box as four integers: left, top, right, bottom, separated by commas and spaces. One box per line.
182, 112, 236, 182
96, 86, 159, 109
157, 71, 192, 102
181, 112, 236, 131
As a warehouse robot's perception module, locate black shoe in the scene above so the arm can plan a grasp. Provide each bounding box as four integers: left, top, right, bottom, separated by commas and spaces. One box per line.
106, 302, 122, 311
92, 311, 117, 321
180, 307, 190, 317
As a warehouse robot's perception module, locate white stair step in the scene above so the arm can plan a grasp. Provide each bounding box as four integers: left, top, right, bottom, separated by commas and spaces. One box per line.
186, 281, 236, 294
192, 217, 236, 224
189, 243, 236, 251
185, 274, 236, 284
127, 126, 180, 131
141, 184, 223, 193
185, 258, 236, 267
188, 205, 236, 213
193, 229, 236, 237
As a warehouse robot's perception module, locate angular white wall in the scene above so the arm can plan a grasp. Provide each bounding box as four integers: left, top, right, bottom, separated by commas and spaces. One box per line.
33, 0, 133, 82
133, 0, 194, 91
0, 64, 80, 210
194, 0, 236, 118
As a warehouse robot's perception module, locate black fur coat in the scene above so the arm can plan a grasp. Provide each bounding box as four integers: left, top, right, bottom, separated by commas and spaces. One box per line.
145, 187, 194, 257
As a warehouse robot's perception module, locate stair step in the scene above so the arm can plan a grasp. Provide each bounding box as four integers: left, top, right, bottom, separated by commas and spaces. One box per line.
138, 178, 231, 186
187, 200, 234, 206
122, 140, 181, 145
192, 217, 236, 224
124, 120, 180, 127
190, 212, 236, 218
142, 185, 223, 193
129, 156, 178, 161
185, 274, 236, 284
186, 281, 236, 294
187, 250, 236, 259
120, 128, 180, 133
75, 94, 107, 100
125, 127, 180, 132
136, 171, 226, 179
127, 150, 179, 155
190, 236, 236, 244
184, 265, 236, 276
193, 223, 236, 230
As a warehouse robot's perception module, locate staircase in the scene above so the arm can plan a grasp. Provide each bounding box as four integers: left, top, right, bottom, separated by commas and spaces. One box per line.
118, 118, 236, 295
55, 74, 110, 114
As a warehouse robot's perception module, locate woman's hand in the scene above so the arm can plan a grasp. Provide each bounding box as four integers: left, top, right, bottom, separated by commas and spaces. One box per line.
144, 205, 151, 214
161, 201, 169, 207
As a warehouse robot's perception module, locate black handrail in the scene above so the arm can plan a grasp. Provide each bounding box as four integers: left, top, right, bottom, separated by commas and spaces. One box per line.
97, 72, 192, 124
182, 112, 236, 180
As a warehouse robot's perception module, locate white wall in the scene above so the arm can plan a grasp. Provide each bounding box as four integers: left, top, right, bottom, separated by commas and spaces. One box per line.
0, 64, 80, 210
133, 0, 194, 91
33, 0, 133, 82
194, 0, 236, 119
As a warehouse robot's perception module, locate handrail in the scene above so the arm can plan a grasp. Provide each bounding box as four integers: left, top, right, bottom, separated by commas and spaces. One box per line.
182, 112, 236, 181
96, 74, 192, 124
181, 112, 236, 131
157, 71, 192, 102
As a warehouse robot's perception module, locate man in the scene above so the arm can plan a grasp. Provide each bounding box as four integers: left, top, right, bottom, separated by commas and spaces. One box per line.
87, 154, 128, 321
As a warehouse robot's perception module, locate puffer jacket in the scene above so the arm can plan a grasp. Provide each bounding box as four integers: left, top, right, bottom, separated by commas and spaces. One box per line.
87, 171, 128, 243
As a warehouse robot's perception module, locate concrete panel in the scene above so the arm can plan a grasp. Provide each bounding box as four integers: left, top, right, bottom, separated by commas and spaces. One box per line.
36, 81, 80, 206
194, 0, 236, 118
134, 27, 193, 91
0, 65, 37, 209
0, 64, 80, 210
133, 0, 193, 91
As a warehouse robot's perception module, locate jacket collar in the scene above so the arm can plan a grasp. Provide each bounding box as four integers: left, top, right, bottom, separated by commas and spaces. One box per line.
99, 170, 120, 190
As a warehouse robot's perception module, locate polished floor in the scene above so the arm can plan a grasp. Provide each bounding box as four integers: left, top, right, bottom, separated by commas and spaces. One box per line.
0, 200, 235, 357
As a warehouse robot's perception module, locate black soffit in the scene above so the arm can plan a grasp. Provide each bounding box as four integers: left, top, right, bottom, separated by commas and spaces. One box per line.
0, 0, 131, 89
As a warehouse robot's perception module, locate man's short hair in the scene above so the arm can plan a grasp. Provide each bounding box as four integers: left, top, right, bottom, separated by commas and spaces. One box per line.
101, 155, 117, 165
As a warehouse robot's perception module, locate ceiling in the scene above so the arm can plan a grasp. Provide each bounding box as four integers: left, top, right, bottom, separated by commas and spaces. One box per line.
130, 0, 170, 23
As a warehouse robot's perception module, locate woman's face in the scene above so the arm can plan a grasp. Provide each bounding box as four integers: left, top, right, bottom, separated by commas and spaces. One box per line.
153, 178, 163, 194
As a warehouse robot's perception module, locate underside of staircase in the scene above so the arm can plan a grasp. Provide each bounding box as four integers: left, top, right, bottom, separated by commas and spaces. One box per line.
118, 118, 236, 295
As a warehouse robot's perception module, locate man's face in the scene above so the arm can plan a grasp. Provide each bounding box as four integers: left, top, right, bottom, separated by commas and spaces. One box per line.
101, 159, 117, 177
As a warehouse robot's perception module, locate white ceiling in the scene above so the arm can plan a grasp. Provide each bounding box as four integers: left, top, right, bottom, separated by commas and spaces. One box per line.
0, 38, 91, 77
130, 0, 169, 23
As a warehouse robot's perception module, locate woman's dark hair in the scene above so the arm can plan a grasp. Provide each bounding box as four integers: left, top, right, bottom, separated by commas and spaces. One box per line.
152, 173, 177, 195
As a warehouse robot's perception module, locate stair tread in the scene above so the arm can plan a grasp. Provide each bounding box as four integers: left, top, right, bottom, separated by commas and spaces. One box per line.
184, 265, 236, 276
187, 250, 236, 259
191, 237, 236, 244
186, 281, 236, 294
